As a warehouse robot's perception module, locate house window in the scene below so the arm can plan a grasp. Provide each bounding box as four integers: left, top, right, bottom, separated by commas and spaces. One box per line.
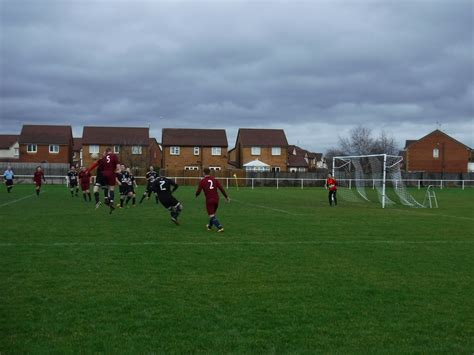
298, 167, 306, 172
132, 146, 142, 155
433, 148, 439, 158
89, 145, 99, 154
27, 144, 37, 153
49, 145, 60, 153
184, 166, 199, 171
14, 148, 19, 156
272, 147, 281, 156
211, 147, 221, 156
289, 168, 297, 173
170, 146, 180, 155
194, 147, 200, 156
114, 145, 120, 154
251, 147, 261, 155
272, 167, 280, 172
209, 166, 221, 171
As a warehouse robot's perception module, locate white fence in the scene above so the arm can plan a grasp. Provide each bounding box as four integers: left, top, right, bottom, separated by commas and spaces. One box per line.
8, 175, 474, 190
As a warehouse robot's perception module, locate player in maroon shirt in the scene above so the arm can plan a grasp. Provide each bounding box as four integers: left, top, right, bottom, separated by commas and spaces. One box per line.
325, 173, 338, 206
78, 166, 92, 202
195, 167, 230, 232
86, 147, 120, 213
33, 166, 46, 196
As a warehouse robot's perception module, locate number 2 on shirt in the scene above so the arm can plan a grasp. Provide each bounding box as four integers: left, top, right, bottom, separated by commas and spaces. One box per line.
160, 181, 166, 191
208, 180, 214, 189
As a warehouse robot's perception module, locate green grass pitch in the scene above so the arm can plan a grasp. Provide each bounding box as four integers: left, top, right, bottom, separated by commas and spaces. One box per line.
1, 184, 473, 353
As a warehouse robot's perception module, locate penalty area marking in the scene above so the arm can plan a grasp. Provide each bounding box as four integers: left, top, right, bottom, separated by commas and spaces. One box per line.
1, 240, 473, 247
0, 193, 39, 208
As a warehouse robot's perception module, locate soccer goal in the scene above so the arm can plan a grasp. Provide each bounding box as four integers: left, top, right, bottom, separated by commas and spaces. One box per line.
332, 154, 423, 208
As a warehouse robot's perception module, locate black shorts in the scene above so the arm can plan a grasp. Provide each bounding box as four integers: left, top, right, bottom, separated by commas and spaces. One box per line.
6, 179, 13, 186
158, 195, 179, 209
146, 183, 154, 193
120, 185, 131, 195
69, 181, 78, 188
95, 173, 106, 188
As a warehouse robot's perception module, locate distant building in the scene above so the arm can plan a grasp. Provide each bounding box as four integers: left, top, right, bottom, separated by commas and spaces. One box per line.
81, 126, 152, 173
0, 135, 20, 161
161, 128, 228, 172
72, 138, 83, 167
149, 138, 162, 169
19, 125, 73, 164
287, 145, 326, 172
404, 129, 471, 173
233, 128, 289, 172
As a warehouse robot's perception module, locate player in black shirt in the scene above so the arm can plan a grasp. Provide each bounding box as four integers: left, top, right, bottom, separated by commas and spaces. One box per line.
67, 166, 79, 197
153, 170, 183, 225
125, 168, 137, 207
140, 166, 159, 204
117, 165, 132, 209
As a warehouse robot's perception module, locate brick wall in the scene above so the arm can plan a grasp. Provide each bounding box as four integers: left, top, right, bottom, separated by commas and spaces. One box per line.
19, 144, 72, 164
162, 146, 228, 170
406, 132, 470, 173
240, 146, 288, 172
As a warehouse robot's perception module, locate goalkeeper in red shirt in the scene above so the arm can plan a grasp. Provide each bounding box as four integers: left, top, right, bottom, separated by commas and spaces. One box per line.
325, 173, 337, 206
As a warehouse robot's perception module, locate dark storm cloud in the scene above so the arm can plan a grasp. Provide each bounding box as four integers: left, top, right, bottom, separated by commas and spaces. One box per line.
1, 0, 473, 151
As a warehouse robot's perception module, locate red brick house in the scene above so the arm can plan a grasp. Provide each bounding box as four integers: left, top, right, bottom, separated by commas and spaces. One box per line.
19, 125, 73, 164
81, 126, 152, 173
233, 129, 289, 172
161, 128, 228, 172
0, 135, 20, 161
404, 129, 471, 173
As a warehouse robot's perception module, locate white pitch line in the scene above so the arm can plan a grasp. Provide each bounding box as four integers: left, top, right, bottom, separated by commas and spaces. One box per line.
231, 198, 301, 216
0, 193, 39, 208
391, 208, 474, 222
0, 240, 473, 247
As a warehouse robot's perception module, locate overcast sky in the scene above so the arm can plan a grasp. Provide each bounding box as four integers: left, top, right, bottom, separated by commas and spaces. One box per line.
1, 0, 473, 152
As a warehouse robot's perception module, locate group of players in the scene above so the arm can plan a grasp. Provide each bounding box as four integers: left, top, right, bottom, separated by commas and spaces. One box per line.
63, 147, 229, 231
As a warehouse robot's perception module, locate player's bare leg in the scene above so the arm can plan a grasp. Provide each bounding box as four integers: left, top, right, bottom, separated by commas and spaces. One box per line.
93, 185, 102, 208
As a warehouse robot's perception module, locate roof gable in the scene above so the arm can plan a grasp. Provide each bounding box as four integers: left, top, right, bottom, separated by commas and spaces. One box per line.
73, 138, 83, 151
82, 126, 150, 145
287, 154, 308, 167
19, 125, 72, 145
162, 128, 228, 147
408, 129, 471, 150
0, 135, 19, 149
237, 128, 288, 147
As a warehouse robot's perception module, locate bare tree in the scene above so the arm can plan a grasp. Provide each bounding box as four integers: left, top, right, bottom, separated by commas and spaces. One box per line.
327, 125, 400, 157
371, 130, 399, 155
339, 126, 375, 156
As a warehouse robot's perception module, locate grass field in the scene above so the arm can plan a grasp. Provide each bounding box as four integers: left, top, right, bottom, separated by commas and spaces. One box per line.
1, 184, 473, 353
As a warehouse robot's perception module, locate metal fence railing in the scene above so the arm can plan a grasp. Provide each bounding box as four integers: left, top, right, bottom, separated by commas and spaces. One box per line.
6, 175, 474, 190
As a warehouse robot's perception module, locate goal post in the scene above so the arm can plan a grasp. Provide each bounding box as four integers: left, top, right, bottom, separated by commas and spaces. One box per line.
332, 154, 423, 208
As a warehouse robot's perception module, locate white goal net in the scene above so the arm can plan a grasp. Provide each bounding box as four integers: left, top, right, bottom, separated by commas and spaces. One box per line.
332, 154, 423, 208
